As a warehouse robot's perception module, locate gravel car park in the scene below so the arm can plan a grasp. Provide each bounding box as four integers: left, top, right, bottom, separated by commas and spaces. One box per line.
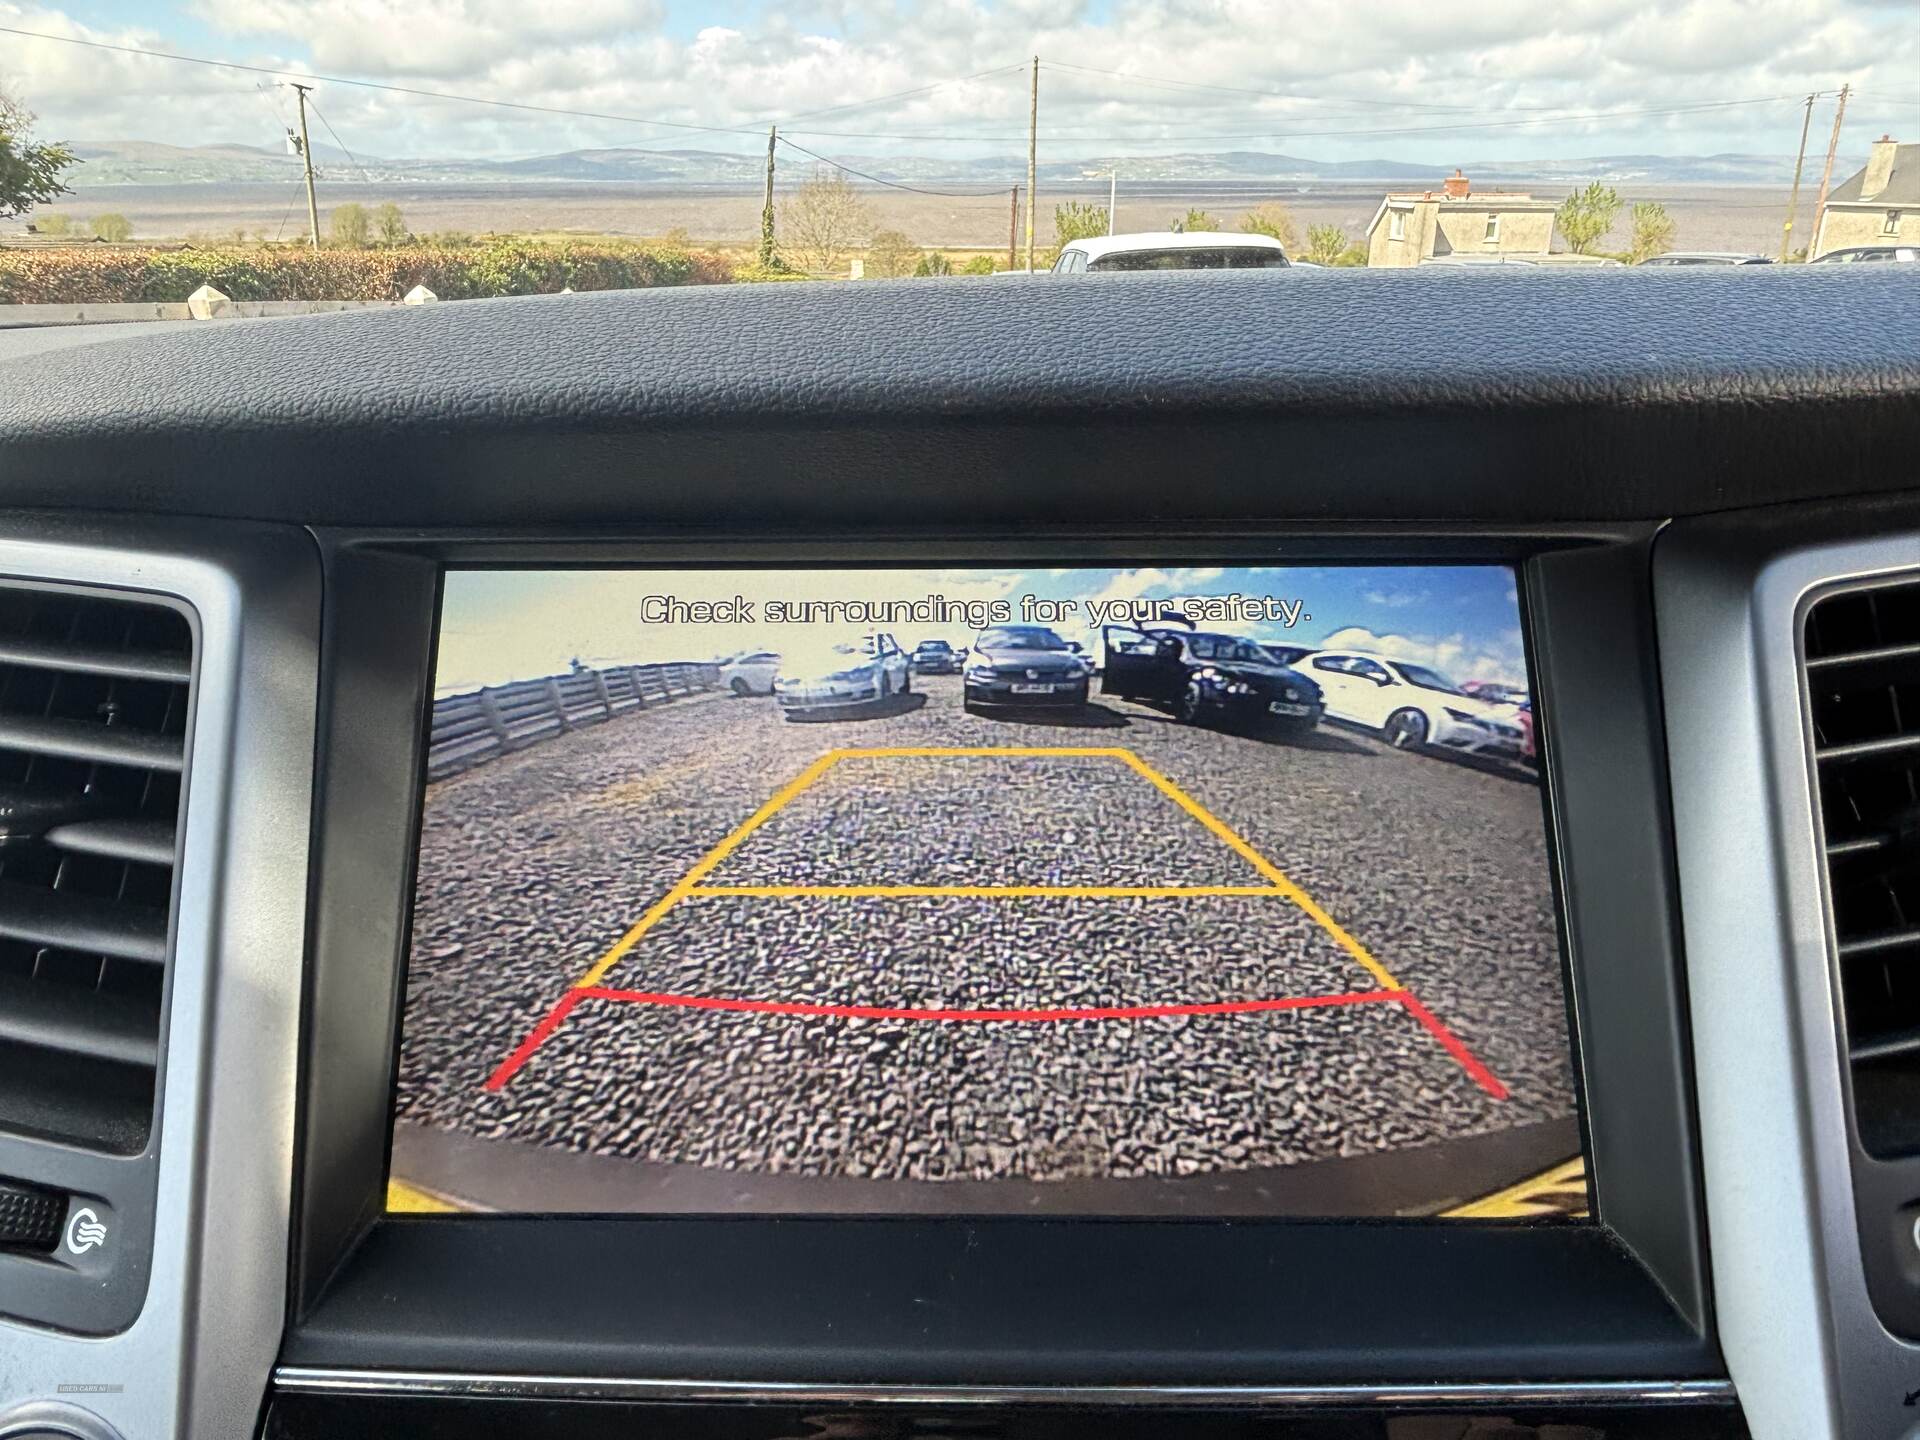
395, 672, 1571, 1214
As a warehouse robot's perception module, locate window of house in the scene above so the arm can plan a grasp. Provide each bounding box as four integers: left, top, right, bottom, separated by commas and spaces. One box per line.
1484, 214, 1501, 243
1885, 210, 1902, 236
1388, 208, 1407, 241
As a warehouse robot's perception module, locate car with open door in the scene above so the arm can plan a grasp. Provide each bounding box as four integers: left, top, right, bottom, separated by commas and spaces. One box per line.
1305, 649, 1525, 757
1100, 620, 1322, 734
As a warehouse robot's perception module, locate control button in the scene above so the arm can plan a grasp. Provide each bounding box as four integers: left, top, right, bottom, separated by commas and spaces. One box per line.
0, 1178, 65, 1253
62, 1207, 106, 1257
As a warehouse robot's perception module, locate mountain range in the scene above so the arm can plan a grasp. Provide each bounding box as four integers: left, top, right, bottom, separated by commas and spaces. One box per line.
63, 139, 1829, 189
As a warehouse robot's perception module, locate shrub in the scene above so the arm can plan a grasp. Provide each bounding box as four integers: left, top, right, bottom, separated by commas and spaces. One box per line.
0, 240, 739, 304
913, 251, 954, 277
329, 203, 371, 249
89, 213, 132, 242
960, 255, 997, 275
863, 229, 919, 279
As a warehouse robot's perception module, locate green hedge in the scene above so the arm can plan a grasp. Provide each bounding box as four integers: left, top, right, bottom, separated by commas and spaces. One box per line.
0, 240, 738, 304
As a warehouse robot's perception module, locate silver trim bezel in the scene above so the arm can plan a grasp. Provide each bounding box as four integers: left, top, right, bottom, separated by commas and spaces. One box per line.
271, 1366, 1736, 1409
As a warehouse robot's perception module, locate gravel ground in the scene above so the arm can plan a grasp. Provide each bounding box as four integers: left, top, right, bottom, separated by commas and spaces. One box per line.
395, 676, 1576, 1204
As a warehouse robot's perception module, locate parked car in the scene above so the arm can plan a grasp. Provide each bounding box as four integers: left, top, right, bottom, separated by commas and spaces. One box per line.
1051, 231, 1289, 273
773, 633, 911, 719
909, 638, 963, 675
1634, 252, 1772, 266
1101, 620, 1322, 733
1461, 681, 1537, 762
963, 625, 1093, 712
1305, 650, 1524, 757
1261, 642, 1313, 667
1811, 245, 1920, 264
718, 649, 781, 696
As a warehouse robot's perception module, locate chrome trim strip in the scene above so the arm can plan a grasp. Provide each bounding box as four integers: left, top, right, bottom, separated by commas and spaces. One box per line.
272, 1367, 1736, 1408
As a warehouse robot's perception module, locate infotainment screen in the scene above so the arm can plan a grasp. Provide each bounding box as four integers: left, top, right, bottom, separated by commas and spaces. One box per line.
390, 564, 1582, 1219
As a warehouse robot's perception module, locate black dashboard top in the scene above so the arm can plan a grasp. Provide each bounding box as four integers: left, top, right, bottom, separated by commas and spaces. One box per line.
1, 267, 1917, 528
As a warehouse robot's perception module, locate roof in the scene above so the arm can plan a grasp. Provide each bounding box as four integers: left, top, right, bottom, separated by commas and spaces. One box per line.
1058, 231, 1286, 260
1635, 251, 1771, 264
1378, 192, 1557, 210
1829, 143, 1920, 206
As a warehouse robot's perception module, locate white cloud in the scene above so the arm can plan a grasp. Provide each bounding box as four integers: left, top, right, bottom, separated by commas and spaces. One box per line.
1319, 624, 1528, 688
6, 0, 1915, 163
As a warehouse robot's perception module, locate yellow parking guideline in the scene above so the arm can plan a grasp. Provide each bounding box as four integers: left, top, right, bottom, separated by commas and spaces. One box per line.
572, 751, 841, 989
691, 884, 1286, 899
386, 1178, 465, 1213
568, 744, 1401, 999
1113, 750, 1403, 992
1443, 1157, 1589, 1219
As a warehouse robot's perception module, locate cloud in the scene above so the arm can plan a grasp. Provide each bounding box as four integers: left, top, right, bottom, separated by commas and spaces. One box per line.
1362, 587, 1426, 608
6, 0, 1916, 164
1319, 624, 1528, 688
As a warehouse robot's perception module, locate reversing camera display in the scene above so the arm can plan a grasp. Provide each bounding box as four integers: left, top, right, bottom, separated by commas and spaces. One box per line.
390, 565, 1583, 1219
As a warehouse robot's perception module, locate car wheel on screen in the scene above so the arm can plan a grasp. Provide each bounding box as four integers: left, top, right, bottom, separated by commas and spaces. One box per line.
901, 670, 912, 695
1384, 708, 1429, 750
878, 673, 892, 700
730, 677, 751, 697
1179, 681, 1207, 726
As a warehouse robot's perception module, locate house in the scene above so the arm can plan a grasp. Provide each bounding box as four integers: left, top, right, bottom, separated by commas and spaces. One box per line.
1813, 136, 1919, 258
1365, 170, 1558, 268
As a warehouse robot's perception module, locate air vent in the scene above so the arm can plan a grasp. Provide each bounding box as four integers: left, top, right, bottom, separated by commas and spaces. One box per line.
1807, 577, 1920, 1157
0, 585, 191, 1155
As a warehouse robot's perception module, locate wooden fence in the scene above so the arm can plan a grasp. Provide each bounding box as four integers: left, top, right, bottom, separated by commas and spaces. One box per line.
428, 661, 721, 779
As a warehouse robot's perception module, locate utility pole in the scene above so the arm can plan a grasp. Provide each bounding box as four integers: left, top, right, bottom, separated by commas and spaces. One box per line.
1025, 56, 1038, 272
1780, 93, 1815, 262
1108, 170, 1116, 235
1008, 185, 1020, 271
291, 83, 321, 249
760, 125, 777, 268
1810, 83, 1851, 262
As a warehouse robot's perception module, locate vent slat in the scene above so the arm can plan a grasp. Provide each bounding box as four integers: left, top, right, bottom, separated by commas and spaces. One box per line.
45, 817, 177, 868
1851, 1027, 1920, 1065
1839, 928, 1920, 959
0, 586, 191, 1157
0, 636, 190, 684
1829, 834, 1891, 858
0, 973, 158, 1069
1817, 732, 1920, 764
0, 879, 167, 965
0, 713, 183, 773
1808, 641, 1920, 671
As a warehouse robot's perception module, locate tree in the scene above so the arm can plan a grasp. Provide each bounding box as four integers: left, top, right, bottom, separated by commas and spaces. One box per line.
1303, 223, 1349, 265
33, 210, 69, 236
1052, 200, 1108, 246
960, 255, 997, 275
1239, 202, 1299, 250
1627, 201, 1675, 264
779, 167, 873, 274
1171, 207, 1220, 232
1556, 181, 1622, 255
90, 213, 132, 242
374, 202, 408, 247
0, 89, 77, 220
863, 229, 919, 278
914, 251, 954, 277
329, 202, 371, 249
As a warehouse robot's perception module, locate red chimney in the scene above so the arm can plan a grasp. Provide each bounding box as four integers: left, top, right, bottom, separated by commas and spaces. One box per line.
1442, 169, 1470, 198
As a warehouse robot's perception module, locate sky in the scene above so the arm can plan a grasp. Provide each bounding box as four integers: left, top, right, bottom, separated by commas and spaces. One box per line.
3, 0, 1918, 166
434, 563, 1529, 694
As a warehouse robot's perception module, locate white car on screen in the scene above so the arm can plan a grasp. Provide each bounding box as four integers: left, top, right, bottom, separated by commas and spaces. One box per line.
719, 649, 781, 696
1301, 649, 1526, 757
774, 633, 912, 718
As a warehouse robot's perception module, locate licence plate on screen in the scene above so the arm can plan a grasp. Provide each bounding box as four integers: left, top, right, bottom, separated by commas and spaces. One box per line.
1269, 701, 1311, 716
1011, 683, 1056, 694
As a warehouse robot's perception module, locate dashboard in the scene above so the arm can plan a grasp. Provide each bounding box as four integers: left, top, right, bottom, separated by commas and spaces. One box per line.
0, 267, 1917, 1440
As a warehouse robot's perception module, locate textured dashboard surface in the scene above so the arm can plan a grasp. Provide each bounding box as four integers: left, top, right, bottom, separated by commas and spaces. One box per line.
0, 268, 1918, 527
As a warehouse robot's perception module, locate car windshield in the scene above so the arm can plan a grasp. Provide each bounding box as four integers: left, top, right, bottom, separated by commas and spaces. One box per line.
977, 627, 1070, 651
1088, 248, 1288, 271
1188, 633, 1273, 663
2, 12, 1905, 307
1394, 662, 1466, 696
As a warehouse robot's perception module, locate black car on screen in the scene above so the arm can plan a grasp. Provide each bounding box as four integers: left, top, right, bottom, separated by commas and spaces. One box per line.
910, 639, 963, 674
1102, 619, 1323, 734
963, 625, 1093, 712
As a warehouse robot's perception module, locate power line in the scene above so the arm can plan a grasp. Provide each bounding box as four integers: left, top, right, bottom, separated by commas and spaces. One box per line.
761, 63, 1028, 126
305, 96, 374, 183
774, 135, 1010, 198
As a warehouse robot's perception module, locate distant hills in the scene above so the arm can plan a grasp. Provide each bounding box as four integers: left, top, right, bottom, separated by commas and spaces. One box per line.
63, 139, 1828, 189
